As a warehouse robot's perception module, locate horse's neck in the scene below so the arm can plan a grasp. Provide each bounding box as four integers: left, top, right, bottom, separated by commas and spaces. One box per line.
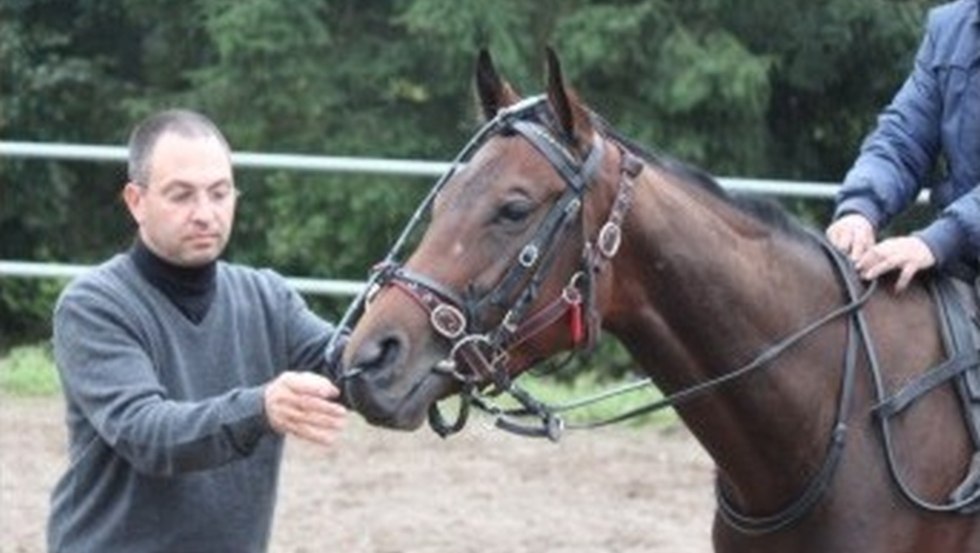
606, 166, 840, 361
602, 165, 847, 507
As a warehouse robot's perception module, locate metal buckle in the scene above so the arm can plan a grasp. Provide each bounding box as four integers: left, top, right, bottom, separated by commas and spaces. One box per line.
519, 244, 539, 267
598, 222, 621, 258
565, 198, 581, 216
562, 285, 582, 305
431, 303, 466, 339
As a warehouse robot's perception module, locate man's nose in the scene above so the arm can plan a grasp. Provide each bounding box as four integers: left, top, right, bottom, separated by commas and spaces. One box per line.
189, 196, 220, 222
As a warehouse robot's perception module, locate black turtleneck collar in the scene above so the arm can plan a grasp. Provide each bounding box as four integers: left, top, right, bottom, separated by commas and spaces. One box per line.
129, 238, 218, 324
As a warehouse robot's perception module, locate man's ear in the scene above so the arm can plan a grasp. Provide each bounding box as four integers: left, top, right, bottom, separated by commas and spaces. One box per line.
122, 182, 146, 225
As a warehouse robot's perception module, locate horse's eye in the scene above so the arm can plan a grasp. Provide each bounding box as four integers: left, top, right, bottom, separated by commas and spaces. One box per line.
495, 200, 533, 224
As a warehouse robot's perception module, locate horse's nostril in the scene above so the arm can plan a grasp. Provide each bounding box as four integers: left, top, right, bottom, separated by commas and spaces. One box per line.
355, 332, 404, 373
378, 335, 401, 369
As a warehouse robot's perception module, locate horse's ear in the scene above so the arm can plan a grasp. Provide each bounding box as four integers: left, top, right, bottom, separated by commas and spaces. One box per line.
475, 49, 521, 120
545, 46, 592, 148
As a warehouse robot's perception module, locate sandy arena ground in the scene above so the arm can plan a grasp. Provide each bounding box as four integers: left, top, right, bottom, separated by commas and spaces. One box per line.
0, 395, 715, 553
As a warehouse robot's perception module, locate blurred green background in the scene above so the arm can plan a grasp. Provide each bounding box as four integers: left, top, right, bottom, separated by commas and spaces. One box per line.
1, 0, 938, 379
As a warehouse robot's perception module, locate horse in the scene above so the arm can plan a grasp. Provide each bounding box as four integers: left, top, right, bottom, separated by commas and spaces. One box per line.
338, 49, 980, 552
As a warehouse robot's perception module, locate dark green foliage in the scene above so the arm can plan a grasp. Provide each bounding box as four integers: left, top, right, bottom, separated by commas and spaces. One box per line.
1, 0, 933, 350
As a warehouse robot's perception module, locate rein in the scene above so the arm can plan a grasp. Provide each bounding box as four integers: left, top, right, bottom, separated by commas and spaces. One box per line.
480, 242, 874, 434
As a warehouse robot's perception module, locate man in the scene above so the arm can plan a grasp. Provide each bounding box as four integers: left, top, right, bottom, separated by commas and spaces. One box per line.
48, 109, 348, 552
826, 0, 980, 291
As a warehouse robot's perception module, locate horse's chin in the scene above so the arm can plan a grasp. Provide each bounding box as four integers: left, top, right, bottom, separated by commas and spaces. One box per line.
344, 367, 456, 431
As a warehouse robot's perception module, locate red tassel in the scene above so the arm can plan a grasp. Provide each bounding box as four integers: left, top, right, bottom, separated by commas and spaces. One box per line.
570, 303, 585, 345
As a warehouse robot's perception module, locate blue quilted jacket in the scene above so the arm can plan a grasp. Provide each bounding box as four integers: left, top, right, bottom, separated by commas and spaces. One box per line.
835, 0, 980, 269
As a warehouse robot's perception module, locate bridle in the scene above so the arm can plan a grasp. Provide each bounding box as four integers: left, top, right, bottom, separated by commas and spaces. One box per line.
332, 95, 643, 438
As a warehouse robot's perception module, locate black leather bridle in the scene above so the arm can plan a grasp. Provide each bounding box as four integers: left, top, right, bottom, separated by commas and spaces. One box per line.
331, 95, 643, 439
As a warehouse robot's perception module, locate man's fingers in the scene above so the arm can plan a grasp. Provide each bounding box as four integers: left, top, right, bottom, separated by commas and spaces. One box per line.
277, 402, 347, 446
895, 264, 917, 293
827, 214, 874, 262
270, 403, 347, 446
272, 401, 344, 426
285, 397, 347, 427
270, 392, 346, 424
280, 411, 346, 436
850, 232, 874, 260
853, 236, 936, 291
827, 227, 855, 255
294, 392, 346, 415
265, 372, 347, 442
861, 258, 892, 281
291, 423, 344, 447
282, 372, 339, 399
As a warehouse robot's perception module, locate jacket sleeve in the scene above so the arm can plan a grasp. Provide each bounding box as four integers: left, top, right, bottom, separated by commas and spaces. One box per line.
53, 286, 272, 477
834, 13, 943, 232
915, 194, 973, 268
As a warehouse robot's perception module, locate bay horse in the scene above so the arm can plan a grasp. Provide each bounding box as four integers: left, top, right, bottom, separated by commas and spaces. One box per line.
338, 49, 980, 552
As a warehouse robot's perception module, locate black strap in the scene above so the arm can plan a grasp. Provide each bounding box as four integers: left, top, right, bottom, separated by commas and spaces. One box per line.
511, 119, 603, 194
873, 353, 977, 418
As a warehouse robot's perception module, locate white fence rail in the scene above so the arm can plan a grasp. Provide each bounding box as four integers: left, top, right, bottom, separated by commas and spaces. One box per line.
2, 140, 853, 296
1, 140, 843, 195
0, 261, 366, 296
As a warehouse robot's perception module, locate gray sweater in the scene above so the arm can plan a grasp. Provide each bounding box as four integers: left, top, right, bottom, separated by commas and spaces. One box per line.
48, 254, 337, 553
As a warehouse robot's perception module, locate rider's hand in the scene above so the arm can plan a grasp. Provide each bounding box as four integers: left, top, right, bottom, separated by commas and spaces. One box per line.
264, 371, 347, 447
826, 213, 876, 262
854, 236, 936, 293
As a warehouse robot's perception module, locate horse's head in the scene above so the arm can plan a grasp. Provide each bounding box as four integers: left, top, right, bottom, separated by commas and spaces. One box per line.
342, 49, 639, 431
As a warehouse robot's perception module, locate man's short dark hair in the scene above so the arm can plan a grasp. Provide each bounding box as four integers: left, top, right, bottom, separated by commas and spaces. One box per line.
127, 109, 230, 185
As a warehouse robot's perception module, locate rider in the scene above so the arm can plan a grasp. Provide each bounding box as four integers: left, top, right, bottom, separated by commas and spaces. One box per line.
826, 0, 980, 292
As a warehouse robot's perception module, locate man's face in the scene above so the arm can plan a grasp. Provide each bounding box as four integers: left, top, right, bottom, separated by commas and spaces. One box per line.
123, 132, 237, 267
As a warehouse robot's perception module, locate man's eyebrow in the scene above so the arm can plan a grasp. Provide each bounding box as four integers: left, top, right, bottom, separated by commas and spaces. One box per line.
207, 179, 233, 190
159, 180, 194, 193
159, 178, 231, 192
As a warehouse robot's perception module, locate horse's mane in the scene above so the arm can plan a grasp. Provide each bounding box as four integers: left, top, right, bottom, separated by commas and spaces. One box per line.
592, 115, 818, 247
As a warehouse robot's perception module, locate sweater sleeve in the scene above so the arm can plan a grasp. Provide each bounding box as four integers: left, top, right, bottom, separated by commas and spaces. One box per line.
834, 11, 943, 229
53, 284, 272, 477
261, 269, 342, 382
286, 284, 355, 408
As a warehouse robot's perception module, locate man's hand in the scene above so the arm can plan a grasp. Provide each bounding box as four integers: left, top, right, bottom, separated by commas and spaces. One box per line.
826, 213, 876, 262
264, 372, 347, 447
854, 236, 936, 293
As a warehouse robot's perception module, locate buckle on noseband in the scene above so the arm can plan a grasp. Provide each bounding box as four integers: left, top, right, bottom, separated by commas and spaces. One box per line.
431, 303, 467, 339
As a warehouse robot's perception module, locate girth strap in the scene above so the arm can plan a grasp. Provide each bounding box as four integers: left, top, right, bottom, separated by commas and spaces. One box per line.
873, 354, 978, 418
